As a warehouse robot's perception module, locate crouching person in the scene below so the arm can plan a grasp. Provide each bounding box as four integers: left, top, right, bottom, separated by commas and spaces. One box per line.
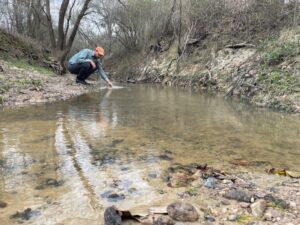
68, 47, 113, 87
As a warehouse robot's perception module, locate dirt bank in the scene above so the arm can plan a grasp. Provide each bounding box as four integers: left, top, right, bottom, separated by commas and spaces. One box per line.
0, 60, 103, 107
112, 28, 300, 113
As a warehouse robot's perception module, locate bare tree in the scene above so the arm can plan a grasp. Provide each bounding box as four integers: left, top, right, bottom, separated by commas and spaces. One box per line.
42, 0, 92, 70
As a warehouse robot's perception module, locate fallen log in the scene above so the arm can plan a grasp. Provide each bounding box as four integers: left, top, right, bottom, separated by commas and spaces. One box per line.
225, 43, 256, 49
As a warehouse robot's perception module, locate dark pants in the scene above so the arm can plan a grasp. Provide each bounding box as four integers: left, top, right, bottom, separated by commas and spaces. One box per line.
68, 62, 97, 81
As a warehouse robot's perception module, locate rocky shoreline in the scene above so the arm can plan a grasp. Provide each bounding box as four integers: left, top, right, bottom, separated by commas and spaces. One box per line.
0, 60, 103, 108
104, 163, 300, 225
2, 163, 299, 224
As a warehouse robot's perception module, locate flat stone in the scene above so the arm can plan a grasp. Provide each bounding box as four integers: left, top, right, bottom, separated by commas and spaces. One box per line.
239, 202, 250, 208
0, 200, 7, 208
251, 199, 267, 217
167, 202, 199, 222
221, 200, 230, 205
223, 189, 252, 202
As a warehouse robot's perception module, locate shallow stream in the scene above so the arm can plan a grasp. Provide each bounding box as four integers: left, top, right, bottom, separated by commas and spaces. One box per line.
0, 84, 300, 224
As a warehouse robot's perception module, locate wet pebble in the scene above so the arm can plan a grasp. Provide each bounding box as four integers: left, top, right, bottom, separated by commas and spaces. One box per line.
157, 189, 165, 194
0, 159, 4, 168
127, 187, 137, 194
120, 166, 129, 171
101, 191, 126, 202
205, 215, 216, 222
10, 208, 40, 220
158, 155, 173, 161
0, 200, 8, 208
107, 193, 125, 202
148, 171, 159, 178
104, 207, 122, 225
46, 178, 60, 186
35, 178, 63, 190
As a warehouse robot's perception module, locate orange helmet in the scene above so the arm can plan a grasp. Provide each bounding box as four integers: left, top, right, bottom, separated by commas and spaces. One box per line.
95, 47, 105, 56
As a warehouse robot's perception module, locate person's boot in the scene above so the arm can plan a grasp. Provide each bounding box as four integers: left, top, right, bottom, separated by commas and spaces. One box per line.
76, 78, 90, 86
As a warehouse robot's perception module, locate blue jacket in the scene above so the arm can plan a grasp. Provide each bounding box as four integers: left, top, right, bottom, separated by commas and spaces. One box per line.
68, 49, 109, 82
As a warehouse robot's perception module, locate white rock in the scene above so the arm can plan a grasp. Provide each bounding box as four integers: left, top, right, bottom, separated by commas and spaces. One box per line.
228, 215, 238, 221
250, 199, 267, 217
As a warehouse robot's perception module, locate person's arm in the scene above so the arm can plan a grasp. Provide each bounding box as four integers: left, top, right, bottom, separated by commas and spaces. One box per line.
97, 61, 113, 87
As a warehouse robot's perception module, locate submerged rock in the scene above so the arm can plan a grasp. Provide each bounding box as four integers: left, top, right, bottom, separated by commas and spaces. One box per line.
10, 208, 40, 220
148, 171, 159, 178
111, 139, 124, 147
101, 191, 126, 202
46, 178, 60, 186
104, 207, 122, 225
167, 202, 199, 222
35, 178, 63, 190
0, 200, 7, 208
205, 215, 216, 222
158, 154, 173, 161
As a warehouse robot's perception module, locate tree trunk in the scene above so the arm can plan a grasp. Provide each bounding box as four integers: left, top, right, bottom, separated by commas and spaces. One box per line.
45, 0, 56, 49
57, 0, 70, 50
58, 0, 92, 70
13, 0, 23, 34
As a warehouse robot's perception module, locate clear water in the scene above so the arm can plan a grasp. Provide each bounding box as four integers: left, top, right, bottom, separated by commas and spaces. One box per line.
0, 84, 300, 224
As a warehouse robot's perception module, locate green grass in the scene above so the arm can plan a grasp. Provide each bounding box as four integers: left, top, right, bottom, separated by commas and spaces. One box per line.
236, 215, 253, 224
4, 57, 52, 75
261, 38, 299, 66
186, 186, 200, 195
257, 68, 300, 94
18, 78, 42, 87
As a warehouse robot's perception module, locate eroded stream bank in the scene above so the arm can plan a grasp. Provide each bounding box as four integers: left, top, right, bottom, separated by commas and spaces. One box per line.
0, 85, 300, 224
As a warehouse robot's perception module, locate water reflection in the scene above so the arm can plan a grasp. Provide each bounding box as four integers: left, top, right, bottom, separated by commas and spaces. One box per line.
0, 85, 300, 224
